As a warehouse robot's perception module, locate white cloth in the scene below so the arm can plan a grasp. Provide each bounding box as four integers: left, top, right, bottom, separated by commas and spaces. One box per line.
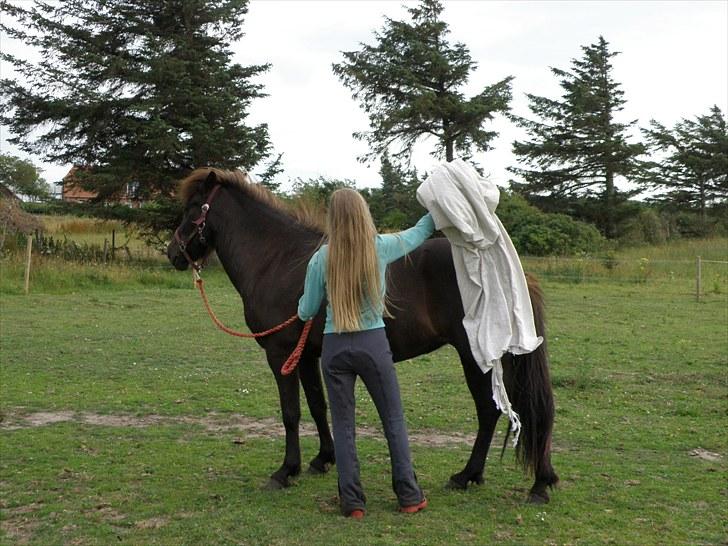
417, 159, 543, 444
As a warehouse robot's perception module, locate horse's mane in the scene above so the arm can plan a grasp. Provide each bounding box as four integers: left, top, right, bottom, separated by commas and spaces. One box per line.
178, 167, 325, 232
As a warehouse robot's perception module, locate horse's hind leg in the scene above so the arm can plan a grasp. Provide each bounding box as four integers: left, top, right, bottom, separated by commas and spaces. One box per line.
448, 346, 501, 490
298, 354, 335, 474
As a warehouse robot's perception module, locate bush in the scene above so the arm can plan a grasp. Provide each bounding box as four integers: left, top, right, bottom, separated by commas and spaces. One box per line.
663, 210, 728, 239
497, 192, 606, 255
619, 209, 668, 245
0, 197, 43, 253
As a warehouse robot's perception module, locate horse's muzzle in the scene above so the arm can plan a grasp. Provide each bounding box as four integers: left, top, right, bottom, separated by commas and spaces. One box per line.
166, 240, 190, 271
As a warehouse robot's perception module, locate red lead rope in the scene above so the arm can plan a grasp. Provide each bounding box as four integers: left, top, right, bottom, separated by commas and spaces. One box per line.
193, 271, 312, 376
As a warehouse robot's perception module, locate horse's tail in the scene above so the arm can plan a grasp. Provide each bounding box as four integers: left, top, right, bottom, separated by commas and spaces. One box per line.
507, 274, 559, 493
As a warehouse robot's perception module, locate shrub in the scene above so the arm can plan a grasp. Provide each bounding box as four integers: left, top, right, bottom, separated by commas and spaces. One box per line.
665, 211, 728, 239
0, 197, 43, 253
497, 192, 606, 256
619, 209, 668, 245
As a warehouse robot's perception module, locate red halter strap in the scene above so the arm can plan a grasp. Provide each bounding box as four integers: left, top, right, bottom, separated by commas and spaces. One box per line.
173, 184, 222, 271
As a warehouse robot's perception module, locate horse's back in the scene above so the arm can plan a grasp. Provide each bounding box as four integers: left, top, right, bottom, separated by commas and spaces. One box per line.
385, 237, 463, 361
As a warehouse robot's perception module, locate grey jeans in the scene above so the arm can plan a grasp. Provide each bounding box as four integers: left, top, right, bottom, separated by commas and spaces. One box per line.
321, 328, 423, 514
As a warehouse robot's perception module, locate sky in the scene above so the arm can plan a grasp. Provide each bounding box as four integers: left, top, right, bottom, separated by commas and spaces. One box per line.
1, 0, 727, 193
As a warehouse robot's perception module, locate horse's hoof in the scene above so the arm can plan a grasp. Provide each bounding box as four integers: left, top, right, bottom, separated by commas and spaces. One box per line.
527, 491, 549, 504
264, 478, 286, 491
308, 462, 331, 475
446, 478, 468, 491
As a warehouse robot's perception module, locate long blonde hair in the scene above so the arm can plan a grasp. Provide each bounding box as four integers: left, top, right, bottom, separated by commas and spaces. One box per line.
326, 188, 384, 332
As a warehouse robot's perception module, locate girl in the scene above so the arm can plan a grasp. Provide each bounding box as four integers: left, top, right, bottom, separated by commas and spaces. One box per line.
298, 188, 435, 519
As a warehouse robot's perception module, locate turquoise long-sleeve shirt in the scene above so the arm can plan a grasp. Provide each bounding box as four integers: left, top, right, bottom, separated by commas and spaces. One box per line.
298, 213, 436, 334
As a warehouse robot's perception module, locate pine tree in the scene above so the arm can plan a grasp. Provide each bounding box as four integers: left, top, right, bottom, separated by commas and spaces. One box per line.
0, 0, 272, 201
332, 0, 512, 163
642, 105, 728, 220
510, 36, 645, 238
365, 155, 424, 230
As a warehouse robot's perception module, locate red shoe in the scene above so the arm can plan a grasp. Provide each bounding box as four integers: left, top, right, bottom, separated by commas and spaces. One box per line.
348, 509, 365, 520
399, 498, 428, 514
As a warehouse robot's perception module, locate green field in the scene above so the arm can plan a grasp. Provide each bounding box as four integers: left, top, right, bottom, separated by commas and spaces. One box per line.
1, 238, 727, 545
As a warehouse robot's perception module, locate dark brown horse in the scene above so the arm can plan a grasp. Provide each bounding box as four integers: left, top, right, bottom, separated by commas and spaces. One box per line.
167, 168, 559, 503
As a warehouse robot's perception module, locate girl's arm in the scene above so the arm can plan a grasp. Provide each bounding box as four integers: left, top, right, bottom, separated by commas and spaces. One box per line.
378, 213, 435, 264
297, 250, 325, 321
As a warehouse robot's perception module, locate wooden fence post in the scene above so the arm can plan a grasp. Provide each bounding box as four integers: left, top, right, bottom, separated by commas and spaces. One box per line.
24, 235, 33, 295
111, 229, 115, 261
696, 256, 702, 302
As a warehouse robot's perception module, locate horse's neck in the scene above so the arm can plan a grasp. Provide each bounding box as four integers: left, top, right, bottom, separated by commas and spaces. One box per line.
213, 194, 319, 306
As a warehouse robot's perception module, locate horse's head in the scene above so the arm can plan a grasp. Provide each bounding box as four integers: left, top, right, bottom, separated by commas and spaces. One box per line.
167, 170, 221, 271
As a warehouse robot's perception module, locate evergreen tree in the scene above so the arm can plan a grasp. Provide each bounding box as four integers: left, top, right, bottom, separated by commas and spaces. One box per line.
332, 0, 512, 163
0, 154, 50, 200
510, 36, 645, 238
256, 153, 284, 193
641, 105, 728, 220
365, 155, 424, 230
0, 0, 272, 202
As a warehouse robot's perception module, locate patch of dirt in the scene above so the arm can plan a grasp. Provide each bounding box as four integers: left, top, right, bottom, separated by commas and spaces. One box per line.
1, 501, 44, 544
0, 518, 39, 546
689, 448, 723, 462
22, 411, 76, 427
409, 428, 475, 447
1, 409, 476, 447
4, 501, 43, 515
83, 502, 127, 523
134, 516, 169, 529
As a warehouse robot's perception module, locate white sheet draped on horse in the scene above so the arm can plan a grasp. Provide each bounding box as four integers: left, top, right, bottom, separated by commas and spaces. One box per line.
417, 159, 543, 444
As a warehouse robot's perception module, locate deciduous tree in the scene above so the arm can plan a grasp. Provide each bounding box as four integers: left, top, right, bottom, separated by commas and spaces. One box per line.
0, 153, 50, 200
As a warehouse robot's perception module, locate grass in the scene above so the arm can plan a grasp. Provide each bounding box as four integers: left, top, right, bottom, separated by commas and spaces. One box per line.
0, 255, 199, 295
1, 251, 727, 544
39, 216, 126, 236
522, 237, 728, 286
2, 214, 161, 262
37, 215, 151, 253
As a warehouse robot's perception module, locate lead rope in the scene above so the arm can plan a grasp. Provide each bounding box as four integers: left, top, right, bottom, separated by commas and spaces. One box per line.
193, 269, 312, 375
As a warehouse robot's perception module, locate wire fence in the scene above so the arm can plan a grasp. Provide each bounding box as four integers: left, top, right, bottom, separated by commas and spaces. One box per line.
520, 254, 727, 296
4, 229, 727, 302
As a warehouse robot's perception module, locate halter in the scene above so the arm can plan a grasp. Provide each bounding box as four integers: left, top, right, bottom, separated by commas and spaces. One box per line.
171, 180, 312, 376
173, 184, 222, 271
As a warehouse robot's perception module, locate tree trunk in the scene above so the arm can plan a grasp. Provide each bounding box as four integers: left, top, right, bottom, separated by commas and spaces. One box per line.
445, 139, 454, 162
605, 168, 615, 238
442, 114, 454, 162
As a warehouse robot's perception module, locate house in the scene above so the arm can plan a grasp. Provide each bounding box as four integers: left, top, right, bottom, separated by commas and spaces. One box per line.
61, 166, 144, 208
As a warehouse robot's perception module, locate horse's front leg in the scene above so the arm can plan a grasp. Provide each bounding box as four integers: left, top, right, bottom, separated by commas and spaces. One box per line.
266, 354, 302, 489
298, 352, 335, 474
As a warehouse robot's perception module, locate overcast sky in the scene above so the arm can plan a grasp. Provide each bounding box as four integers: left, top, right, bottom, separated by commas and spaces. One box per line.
1, 0, 727, 192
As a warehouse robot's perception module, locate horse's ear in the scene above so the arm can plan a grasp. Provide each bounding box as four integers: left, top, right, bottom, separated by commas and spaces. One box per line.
203, 170, 217, 194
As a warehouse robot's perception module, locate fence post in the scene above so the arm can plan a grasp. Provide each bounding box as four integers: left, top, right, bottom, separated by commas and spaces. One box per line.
103, 239, 109, 263
24, 234, 33, 295
111, 229, 115, 261
696, 256, 702, 302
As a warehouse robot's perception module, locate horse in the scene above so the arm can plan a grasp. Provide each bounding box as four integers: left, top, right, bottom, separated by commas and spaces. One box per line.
166, 168, 559, 503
